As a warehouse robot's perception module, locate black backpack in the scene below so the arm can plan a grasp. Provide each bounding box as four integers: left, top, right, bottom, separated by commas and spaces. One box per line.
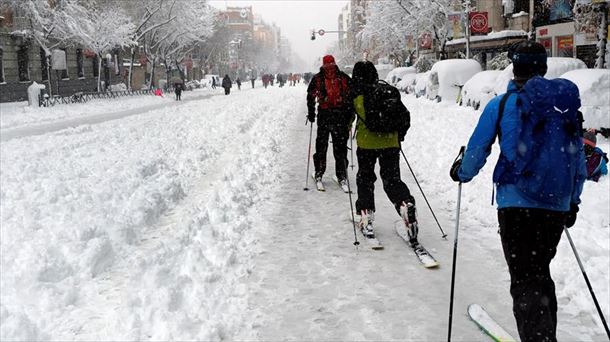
359, 81, 410, 135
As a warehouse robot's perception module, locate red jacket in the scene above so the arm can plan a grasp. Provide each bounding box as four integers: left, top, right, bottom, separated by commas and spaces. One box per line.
307, 66, 352, 115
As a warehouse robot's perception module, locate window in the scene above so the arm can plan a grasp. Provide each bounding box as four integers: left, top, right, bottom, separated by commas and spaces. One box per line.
17, 45, 29, 82
0, 48, 4, 83
93, 55, 99, 77
514, 0, 529, 13
40, 48, 49, 81
60, 48, 68, 79
556, 35, 574, 57
76, 48, 84, 78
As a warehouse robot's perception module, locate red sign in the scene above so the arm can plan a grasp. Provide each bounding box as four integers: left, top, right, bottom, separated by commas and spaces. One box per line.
469, 12, 488, 35
539, 28, 549, 36
318, 29, 325, 36
419, 32, 433, 50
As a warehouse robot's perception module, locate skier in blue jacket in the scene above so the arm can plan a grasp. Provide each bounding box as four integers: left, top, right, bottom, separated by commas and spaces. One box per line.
450, 41, 587, 342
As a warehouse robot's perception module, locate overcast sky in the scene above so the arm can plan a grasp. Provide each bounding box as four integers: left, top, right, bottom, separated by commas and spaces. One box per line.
208, 0, 348, 70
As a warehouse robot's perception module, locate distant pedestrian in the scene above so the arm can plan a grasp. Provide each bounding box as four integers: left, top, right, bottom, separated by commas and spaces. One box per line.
583, 130, 608, 182
211, 77, 217, 89
236, 77, 242, 90
249, 69, 257, 88
222, 74, 232, 95
174, 82, 183, 101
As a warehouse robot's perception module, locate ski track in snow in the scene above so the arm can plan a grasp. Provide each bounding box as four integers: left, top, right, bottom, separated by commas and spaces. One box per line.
1, 86, 608, 341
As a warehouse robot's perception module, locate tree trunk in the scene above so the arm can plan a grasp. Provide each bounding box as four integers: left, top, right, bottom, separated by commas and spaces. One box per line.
97, 54, 103, 92
595, 3, 608, 69
149, 58, 156, 89
128, 48, 135, 90
46, 56, 53, 97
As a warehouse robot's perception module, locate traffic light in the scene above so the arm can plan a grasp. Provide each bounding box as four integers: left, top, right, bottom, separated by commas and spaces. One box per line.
311, 31, 316, 40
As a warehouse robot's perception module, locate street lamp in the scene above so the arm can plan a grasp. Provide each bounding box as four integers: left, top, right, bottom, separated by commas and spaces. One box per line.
463, 0, 474, 59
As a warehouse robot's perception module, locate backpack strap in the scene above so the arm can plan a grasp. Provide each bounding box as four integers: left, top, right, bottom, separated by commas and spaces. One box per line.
496, 91, 516, 142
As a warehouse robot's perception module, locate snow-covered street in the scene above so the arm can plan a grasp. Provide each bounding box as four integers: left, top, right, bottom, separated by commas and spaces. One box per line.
1, 86, 608, 341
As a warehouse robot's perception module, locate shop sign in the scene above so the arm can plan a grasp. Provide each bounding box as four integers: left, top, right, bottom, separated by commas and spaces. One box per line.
469, 12, 488, 35
447, 12, 465, 39
557, 35, 574, 49
539, 28, 549, 36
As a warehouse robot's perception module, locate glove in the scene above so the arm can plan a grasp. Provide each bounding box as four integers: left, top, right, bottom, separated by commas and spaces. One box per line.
450, 146, 466, 182
449, 158, 462, 182
307, 112, 315, 123
598, 127, 609, 139
565, 203, 579, 228
398, 129, 406, 142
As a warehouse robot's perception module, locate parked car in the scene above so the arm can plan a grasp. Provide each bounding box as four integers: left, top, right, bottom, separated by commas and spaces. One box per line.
413, 71, 430, 98
375, 64, 394, 81
459, 70, 502, 110
493, 57, 587, 96
397, 73, 418, 93
185, 80, 200, 90
426, 59, 482, 102
385, 67, 416, 86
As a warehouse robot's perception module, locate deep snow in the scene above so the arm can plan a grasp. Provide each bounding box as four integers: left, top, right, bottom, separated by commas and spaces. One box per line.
1, 85, 608, 341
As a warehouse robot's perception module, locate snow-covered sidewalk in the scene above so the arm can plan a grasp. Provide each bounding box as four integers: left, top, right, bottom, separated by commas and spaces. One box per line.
1, 86, 608, 340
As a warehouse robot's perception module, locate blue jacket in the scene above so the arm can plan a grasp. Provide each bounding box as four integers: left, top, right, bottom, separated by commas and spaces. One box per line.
458, 80, 587, 211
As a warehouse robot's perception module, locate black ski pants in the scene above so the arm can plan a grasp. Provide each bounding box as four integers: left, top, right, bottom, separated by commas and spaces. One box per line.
224, 88, 230, 95
498, 207, 566, 342
313, 119, 349, 181
355, 147, 414, 213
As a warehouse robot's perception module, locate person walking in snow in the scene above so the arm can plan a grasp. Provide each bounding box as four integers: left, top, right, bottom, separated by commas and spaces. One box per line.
236, 77, 242, 90
222, 74, 232, 95
174, 82, 183, 101
211, 77, 217, 89
306, 55, 353, 189
350, 61, 415, 239
249, 69, 257, 89
449, 41, 587, 342
583, 130, 608, 182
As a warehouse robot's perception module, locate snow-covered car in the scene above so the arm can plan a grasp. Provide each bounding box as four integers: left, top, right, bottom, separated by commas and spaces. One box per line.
493, 57, 587, 96
185, 80, 200, 90
426, 59, 482, 102
397, 73, 418, 93
413, 71, 430, 98
561, 69, 610, 129
385, 67, 416, 86
459, 70, 502, 110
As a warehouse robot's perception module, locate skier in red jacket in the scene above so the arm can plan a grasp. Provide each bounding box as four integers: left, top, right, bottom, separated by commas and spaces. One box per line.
306, 55, 353, 188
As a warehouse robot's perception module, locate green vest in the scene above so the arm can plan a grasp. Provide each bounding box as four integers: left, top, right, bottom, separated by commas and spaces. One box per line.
354, 95, 399, 150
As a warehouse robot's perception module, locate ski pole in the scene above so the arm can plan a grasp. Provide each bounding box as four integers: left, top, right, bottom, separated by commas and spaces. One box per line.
303, 121, 314, 191
350, 126, 355, 170
564, 226, 610, 339
399, 147, 448, 239
447, 146, 465, 342
344, 165, 360, 248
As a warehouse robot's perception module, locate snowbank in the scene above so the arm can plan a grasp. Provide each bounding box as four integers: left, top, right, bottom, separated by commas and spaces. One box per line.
561, 69, 610, 129
493, 57, 587, 95
426, 59, 482, 102
460, 70, 501, 110
397, 73, 418, 93
413, 71, 430, 97
0, 88, 297, 340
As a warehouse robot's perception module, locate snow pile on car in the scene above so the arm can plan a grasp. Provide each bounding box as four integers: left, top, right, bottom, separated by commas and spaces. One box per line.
561, 69, 610, 128
426, 59, 482, 102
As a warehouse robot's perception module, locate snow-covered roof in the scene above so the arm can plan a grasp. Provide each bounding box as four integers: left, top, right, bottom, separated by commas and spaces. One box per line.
446, 30, 528, 46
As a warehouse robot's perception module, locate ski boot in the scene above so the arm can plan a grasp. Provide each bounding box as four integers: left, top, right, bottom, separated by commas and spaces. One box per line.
358, 209, 375, 239
400, 202, 418, 244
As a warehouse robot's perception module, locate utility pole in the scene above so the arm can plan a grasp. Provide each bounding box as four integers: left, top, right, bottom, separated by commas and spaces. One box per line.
463, 0, 473, 59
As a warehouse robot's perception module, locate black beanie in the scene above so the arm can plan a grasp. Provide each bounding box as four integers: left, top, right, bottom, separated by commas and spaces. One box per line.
353, 61, 378, 85
508, 41, 548, 80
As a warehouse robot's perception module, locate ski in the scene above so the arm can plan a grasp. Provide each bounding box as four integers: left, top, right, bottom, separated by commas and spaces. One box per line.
360, 230, 384, 250
394, 221, 439, 268
467, 304, 517, 342
332, 175, 350, 193
311, 173, 325, 191
350, 211, 383, 250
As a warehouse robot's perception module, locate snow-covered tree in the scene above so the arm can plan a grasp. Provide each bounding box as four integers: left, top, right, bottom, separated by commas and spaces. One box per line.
573, 1, 608, 68
0, 0, 78, 93
141, 0, 215, 88
60, 1, 135, 91
360, 0, 453, 62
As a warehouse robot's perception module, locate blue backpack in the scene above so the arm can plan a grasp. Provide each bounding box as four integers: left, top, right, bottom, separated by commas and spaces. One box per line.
493, 76, 583, 206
